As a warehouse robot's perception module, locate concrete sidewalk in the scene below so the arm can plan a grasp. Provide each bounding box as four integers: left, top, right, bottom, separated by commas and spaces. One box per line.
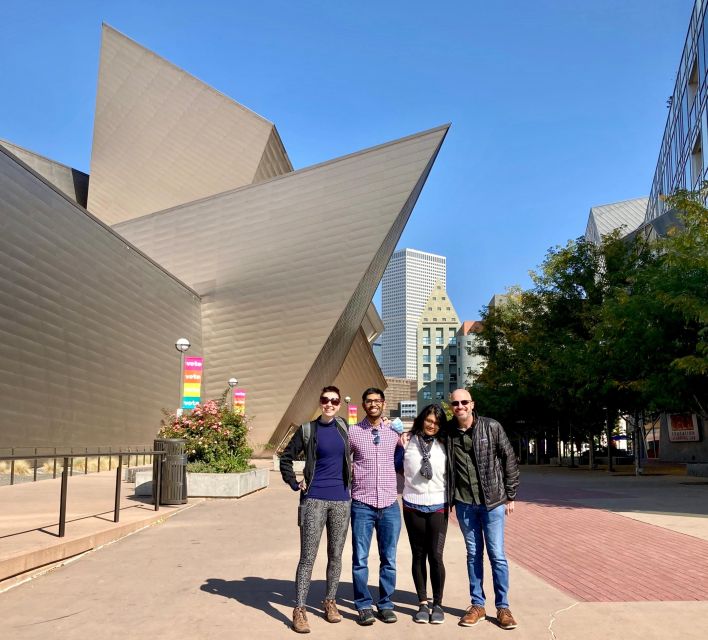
0, 468, 194, 587
1, 466, 707, 639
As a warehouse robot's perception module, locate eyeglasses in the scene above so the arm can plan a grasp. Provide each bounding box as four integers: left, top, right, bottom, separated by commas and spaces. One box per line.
364, 398, 383, 405
451, 400, 471, 407
320, 396, 341, 406
372, 428, 380, 445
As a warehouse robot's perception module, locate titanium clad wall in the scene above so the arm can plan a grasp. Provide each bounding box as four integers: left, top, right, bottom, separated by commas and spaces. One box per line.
116, 125, 448, 448
253, 127, 293, 184
87, 25, 292, 224
0, 139, 89, 207
0, 147, 202, 448
331, 327, 387, 416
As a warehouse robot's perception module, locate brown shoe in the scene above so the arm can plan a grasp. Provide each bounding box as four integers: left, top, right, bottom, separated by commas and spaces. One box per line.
459, 604, 486, 627
323, 599, 342, 623
497, 608, 518, 630
292, 606, 311, 633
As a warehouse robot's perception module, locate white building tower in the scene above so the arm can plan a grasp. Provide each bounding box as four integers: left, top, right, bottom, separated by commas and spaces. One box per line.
380, 248, 446, 379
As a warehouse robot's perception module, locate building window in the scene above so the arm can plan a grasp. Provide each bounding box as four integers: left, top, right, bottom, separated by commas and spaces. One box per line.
435, 391, 444, 400
423, 390, 432, 400
436, 372, 444, 382
449, 336, 457, 345
691, 132, 703, 187
435, 328, 444, 345
436, 353, 444, 364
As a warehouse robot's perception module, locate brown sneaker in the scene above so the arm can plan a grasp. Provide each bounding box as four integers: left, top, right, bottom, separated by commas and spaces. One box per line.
323, 599, 342, 623
459, 604, 486, 627
497, 608, 518, 630
292, 606, 311, 633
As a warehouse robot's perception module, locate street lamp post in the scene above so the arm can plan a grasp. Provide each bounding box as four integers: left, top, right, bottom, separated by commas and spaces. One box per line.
228, 377, 238, 412
175, 338, 191, 414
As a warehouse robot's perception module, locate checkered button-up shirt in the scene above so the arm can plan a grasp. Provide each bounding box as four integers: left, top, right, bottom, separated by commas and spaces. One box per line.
349, 417, 400, 508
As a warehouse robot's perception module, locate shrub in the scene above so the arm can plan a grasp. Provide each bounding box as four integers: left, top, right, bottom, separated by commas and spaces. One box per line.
158, 391, 253, 473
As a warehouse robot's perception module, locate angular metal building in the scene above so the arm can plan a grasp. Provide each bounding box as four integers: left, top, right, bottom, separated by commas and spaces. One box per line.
0, 25, 448, 451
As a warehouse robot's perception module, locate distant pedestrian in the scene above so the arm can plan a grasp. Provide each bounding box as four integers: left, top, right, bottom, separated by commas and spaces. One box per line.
400, 404, 449, 624
447, 388, 520, 630
280, 386, 351, 634
348, 387, 403, 625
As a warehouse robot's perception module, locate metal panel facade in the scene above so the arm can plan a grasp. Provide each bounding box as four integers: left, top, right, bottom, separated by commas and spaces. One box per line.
87, 25, 292, 224
116, 125, 448, 448
0, 139, 89, 207
0, 148, 203, 448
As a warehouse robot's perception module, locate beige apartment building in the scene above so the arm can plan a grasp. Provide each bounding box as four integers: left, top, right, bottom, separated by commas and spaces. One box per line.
417, 282, 460, 405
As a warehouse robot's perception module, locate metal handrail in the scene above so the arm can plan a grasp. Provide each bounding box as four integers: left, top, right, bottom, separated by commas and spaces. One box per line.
0, 446, 155, 485
0, 450, 166, 538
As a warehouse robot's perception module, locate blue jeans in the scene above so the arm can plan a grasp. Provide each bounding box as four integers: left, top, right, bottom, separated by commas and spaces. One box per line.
351, 499, 401, 611
455, 503, 509, 609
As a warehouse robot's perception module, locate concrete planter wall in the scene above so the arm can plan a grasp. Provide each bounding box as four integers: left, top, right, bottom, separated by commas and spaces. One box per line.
272, 455, 305, 473
134, 468, 269, 498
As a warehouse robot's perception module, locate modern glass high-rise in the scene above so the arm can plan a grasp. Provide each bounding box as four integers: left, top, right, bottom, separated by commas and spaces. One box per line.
381, 249, 446, 378
647, 0, 708, 222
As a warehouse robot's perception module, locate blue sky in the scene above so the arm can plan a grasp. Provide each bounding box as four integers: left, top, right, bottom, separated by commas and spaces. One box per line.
0, 0, 692, 320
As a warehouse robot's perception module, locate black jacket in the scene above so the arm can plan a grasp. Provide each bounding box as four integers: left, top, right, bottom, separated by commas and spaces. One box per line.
445, 414, 519, 510
279, 416, 351, 495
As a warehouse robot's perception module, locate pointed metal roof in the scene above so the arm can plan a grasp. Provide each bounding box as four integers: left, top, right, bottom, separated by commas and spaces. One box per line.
87, 24, 292, 224
585, 196, 649, 244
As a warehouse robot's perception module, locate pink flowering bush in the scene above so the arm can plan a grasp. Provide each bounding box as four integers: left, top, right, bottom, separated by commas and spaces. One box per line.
158, 391, 253, 473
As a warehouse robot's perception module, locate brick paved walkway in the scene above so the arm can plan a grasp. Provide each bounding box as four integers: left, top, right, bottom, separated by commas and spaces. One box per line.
506, 486, 708, 602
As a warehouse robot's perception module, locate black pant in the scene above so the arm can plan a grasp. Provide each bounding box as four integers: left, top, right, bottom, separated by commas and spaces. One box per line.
403, 506, 448, 605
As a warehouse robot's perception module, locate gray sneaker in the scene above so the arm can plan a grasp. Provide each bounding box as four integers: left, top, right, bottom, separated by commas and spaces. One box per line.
413, 604, 430, 624
378, 608, 398, 623
357, 608, 375, 626
430, 604, 445, 624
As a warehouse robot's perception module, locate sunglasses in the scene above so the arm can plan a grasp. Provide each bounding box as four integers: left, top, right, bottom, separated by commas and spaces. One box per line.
372, 428, 380, 445
320, 396, 341, 406
451, 400, 471, 407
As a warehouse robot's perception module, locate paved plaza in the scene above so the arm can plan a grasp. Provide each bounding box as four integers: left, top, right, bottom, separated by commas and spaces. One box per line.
1, 466, 707, 639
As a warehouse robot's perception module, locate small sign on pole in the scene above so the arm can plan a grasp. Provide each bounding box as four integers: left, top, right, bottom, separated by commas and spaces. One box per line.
182, 357, 203, 409
233, 388, 246, 415
348, 404, 358, 425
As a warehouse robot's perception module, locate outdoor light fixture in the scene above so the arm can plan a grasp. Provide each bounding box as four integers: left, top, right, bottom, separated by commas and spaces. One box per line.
175, 337, 191, 414
344, 396, 351, 404
228, 377, 238, 411
175, 337, 191, 353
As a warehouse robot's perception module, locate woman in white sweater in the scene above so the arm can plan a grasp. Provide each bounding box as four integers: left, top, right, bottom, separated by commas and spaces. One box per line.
401, 403, 449, 624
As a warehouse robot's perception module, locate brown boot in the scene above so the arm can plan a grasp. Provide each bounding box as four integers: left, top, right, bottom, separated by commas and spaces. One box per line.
292, 606, 311, 633
323, 599, 342, 623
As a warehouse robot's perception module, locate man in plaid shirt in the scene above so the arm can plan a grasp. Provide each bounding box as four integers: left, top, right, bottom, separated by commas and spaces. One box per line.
349, 387, 403, 625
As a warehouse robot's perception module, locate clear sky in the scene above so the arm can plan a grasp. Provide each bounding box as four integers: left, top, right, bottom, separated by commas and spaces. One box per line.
0, 0, 693, 320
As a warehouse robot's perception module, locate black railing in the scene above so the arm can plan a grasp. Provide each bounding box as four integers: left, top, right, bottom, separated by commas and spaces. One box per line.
0, 450, 166, 537
0, 445, 155, 486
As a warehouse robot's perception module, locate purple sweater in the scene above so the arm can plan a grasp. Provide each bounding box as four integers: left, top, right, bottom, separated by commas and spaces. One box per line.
307, 418, 350, 501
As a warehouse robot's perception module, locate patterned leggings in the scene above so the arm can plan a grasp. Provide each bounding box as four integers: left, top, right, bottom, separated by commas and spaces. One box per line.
295, 497, 351, 606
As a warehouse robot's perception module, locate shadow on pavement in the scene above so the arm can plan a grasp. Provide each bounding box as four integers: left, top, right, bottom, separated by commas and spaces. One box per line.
200, 577, 456, 624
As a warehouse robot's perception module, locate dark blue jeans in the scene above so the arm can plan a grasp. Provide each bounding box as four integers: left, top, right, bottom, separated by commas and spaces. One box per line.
455, 503, 510, 609
351, 499, 401, 611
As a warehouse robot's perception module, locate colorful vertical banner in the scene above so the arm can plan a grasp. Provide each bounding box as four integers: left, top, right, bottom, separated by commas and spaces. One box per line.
233, 388, 246, 414
181, 356, 203, 409
348, 404, 358, 425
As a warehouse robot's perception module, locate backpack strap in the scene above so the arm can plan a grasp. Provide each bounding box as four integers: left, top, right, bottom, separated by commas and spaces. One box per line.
301, 420, 316, 449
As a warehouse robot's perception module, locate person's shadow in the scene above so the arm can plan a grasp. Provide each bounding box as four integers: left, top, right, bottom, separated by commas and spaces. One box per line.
201, 576, 424, 626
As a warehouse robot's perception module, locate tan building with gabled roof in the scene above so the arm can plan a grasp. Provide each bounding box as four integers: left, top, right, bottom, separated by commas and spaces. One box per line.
416, 282, 460, 406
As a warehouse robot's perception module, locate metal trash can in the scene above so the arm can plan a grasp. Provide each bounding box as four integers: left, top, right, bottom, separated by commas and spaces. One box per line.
153, 438, 188, 505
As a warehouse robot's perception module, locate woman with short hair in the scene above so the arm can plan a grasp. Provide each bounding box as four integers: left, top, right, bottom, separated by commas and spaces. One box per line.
280, 386, 351, 634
